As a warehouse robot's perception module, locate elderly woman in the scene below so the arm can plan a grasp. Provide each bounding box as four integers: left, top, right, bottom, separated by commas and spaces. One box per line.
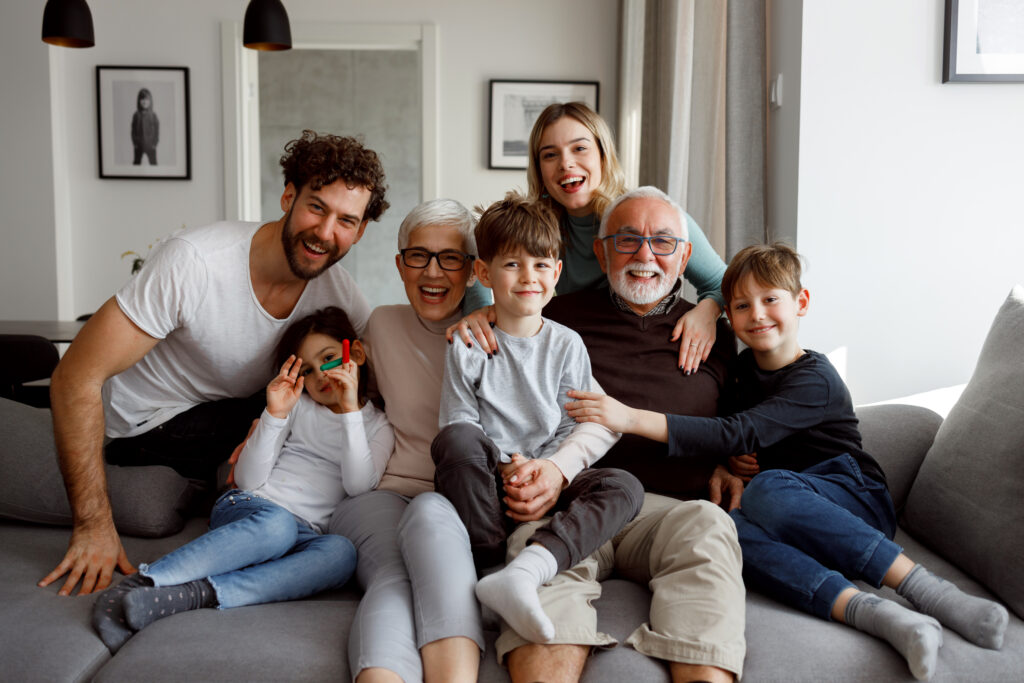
327, 199, 482, 683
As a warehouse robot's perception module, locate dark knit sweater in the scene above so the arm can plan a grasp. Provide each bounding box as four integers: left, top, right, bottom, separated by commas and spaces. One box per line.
545, 286, 736, 499
666, 349, 887, 485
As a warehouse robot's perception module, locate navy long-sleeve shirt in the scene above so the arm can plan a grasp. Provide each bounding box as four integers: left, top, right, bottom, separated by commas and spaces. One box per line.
666, 349, 887, 485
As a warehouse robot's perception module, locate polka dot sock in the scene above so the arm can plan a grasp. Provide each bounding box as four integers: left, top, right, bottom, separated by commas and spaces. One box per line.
123, 578, 217, 631
92, 573, 150, 653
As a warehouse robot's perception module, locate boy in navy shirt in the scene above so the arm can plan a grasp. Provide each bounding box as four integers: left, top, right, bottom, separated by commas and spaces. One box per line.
567, 243, 1007, 681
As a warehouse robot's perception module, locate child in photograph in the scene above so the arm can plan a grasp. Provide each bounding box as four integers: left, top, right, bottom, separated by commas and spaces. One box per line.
566, 243, 1009, 680
131, 87, 159, 165
431, 192, 642, 643
93, 306, 393, 653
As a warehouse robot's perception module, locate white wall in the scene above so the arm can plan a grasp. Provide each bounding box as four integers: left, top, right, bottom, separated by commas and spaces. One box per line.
15, 1, 1018, 405
2, 0, 618, 319
0, 1, 59, 319
793, 1, 1024, 403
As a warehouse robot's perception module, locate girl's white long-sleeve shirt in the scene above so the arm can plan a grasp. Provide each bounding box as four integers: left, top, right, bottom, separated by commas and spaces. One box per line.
233, 394, 394, 531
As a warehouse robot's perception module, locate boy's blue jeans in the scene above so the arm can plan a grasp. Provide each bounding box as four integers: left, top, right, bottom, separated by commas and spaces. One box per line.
730, 454, 901, 621
138, 489, 356, 609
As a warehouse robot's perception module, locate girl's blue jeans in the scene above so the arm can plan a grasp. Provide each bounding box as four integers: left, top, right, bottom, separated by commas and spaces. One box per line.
138, 489, 356, 609
730, 454, 902, 621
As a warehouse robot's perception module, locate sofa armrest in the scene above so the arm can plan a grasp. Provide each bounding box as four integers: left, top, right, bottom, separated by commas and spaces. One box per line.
854, 404, 943, 513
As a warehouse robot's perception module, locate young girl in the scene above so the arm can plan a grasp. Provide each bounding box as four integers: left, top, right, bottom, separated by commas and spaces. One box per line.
93, 306, 394, 653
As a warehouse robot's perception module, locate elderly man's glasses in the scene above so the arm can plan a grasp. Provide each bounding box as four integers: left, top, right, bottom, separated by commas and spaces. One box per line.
399, 248, 475, 271
602, 234, 686, 255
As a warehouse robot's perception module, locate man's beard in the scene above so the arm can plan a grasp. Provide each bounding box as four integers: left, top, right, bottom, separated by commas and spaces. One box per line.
608, 259, 678, 307
280, 207, 345, 280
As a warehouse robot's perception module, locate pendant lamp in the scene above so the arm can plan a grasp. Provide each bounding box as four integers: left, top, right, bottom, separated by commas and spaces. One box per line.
41, 0, 95, 48
243, 0, 292, 51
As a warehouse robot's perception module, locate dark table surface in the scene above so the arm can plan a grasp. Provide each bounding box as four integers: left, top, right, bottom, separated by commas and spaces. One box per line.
0, 320, 87, 343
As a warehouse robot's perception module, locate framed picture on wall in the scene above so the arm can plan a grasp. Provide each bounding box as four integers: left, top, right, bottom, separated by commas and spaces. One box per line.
96, 66, 192, 179
488, 79, 599, 170
943, 0, 1024, 82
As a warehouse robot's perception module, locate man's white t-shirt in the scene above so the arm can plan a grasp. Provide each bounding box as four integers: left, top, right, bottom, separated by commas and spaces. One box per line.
102, 220, 370, 439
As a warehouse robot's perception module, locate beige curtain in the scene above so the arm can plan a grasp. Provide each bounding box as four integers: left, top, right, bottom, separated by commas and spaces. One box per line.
632, 0, 766, 260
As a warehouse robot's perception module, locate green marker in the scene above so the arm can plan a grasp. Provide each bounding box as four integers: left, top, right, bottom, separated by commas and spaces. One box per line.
319, 339, 350, 371
320, 358, 343, 371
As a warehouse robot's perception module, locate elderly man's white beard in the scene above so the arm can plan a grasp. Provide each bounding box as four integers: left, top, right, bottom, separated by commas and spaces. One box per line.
609, 261, 679, 306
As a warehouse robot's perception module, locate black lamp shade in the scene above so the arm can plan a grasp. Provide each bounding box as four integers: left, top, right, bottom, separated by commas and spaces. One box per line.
243, 0, 292, 51
41, 0, 95, 48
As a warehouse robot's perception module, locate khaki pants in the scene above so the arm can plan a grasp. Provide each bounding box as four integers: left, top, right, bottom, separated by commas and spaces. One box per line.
495, 493, 747, 678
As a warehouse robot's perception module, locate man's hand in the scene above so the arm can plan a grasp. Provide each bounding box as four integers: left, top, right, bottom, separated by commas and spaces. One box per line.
728, 453, 759, 482
670, 298, 720, 374
708, 464, 744, 512
445, 305, 498, 355
38, 518, 135, 596
502, 455, 566, 522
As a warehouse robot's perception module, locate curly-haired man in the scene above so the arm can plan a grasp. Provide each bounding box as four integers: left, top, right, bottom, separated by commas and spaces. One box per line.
36, 131, 389, 597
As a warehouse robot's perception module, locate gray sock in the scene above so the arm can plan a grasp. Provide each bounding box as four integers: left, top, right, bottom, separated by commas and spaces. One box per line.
123, 578, 217, 631
474, 544, 558, 643
897, 565, 1008, 650
845, 592, 943, 681
92, 573, 151, 653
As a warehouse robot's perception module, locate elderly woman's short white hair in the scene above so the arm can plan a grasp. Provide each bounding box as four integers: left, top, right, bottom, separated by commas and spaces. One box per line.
397, 198, 477, 255
598, 186, 689, 241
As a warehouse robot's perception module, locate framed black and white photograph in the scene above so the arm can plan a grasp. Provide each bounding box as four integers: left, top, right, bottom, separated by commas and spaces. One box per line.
943, 0, 1024, 82
96, 66, 191, 179
488, 79, 599, 169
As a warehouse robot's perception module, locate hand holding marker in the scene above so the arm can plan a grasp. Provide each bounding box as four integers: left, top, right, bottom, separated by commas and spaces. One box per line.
320, 339, 350, 371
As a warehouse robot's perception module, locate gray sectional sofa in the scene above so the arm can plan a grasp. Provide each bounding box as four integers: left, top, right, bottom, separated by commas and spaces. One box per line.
1, 402, 1020, 682
3, 286, 1023, 682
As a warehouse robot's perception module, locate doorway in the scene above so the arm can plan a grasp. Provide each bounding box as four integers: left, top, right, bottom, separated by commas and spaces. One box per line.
221, 22, 439, 309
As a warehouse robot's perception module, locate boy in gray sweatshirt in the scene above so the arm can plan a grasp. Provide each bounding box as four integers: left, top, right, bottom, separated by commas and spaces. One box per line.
431, 192, 643, 644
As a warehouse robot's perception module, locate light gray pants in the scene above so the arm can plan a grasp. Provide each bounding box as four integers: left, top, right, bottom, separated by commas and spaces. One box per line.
328, 490, 483, 682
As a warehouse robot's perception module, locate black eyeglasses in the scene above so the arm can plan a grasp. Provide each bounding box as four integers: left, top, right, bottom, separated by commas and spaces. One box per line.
601, 234, 686, 255
399, 248, 475, 271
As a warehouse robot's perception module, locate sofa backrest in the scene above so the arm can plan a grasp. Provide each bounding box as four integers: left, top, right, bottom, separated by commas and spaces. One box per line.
855, 403, 941, 513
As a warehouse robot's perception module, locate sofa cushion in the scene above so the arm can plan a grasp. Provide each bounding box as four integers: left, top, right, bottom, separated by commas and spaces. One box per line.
0, 521, 113, 682
0, 398, 192, 537
903, 285, 1024, 618
855, 403, 942, 513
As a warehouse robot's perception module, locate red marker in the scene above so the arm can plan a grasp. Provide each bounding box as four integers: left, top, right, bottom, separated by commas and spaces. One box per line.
342, 338, 350, 364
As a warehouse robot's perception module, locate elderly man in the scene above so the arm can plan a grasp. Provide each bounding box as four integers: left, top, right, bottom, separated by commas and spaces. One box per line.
35, 131, 389, 597
499, 186, 746, 683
